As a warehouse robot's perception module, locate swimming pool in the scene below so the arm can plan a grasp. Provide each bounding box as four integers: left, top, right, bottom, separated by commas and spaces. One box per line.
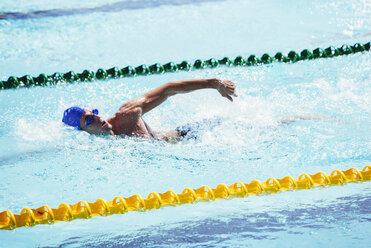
0, 0, 370, 247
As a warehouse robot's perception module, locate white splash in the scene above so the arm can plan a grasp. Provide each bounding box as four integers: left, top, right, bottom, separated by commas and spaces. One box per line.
14, 118, 63, 142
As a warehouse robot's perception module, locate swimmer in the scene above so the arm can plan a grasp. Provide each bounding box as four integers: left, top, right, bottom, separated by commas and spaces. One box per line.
62, 78, 237, 142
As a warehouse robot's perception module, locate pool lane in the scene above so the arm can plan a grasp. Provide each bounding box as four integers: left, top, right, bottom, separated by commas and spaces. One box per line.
0, 0, 224, 20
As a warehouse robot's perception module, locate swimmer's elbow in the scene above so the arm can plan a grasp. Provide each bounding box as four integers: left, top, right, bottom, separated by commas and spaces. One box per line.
163, 82, 179, 96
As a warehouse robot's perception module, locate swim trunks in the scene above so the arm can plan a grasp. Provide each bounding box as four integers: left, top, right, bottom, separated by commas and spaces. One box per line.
176, 118, 222, 140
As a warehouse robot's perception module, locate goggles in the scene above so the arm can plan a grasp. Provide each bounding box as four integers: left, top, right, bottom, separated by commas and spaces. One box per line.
83, 109, 99, 129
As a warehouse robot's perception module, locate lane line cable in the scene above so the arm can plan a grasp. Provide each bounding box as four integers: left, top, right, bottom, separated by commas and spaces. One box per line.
0, 42, 369, 90
0, 165, 370, 230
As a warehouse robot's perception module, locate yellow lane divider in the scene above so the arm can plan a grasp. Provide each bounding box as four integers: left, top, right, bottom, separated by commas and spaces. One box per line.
1, 166, 370, 230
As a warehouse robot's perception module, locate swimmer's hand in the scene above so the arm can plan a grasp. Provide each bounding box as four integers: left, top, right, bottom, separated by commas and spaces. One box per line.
216, 79, 238, 101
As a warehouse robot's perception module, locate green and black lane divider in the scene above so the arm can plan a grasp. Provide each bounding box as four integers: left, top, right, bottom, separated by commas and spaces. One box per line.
0, 42, 369, 90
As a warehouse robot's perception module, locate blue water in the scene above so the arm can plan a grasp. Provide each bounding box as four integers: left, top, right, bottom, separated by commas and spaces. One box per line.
0, 0, 370, 247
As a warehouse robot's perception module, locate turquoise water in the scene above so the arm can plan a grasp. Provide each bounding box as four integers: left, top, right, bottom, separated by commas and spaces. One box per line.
0, 0, 370, 247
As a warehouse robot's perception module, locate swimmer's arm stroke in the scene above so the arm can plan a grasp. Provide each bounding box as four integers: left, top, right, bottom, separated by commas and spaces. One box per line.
136, 78, 238, 115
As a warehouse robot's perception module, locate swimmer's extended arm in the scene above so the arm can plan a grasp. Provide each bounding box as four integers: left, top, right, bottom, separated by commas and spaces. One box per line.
113, 79, 236, 127
138, 78, 237, 114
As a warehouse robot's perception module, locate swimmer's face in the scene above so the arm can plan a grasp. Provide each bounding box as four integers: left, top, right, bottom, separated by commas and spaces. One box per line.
80, 109, 112, 135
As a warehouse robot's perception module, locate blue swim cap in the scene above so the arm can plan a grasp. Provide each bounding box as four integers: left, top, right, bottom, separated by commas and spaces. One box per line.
62, 106, 98, 130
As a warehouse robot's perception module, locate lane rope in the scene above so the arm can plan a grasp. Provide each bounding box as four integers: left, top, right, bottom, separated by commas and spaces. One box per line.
0, 165, 370, 230
0, 41, 369, 90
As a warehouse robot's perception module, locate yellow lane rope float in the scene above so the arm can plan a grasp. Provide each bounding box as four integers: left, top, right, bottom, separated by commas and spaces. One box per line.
1, 166, 370, 230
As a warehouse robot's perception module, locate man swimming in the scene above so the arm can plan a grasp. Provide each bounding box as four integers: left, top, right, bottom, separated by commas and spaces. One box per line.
62, 78, 237, 142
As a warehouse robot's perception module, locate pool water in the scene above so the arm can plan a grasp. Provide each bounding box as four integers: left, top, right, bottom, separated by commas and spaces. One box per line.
0, 0, 370, 247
